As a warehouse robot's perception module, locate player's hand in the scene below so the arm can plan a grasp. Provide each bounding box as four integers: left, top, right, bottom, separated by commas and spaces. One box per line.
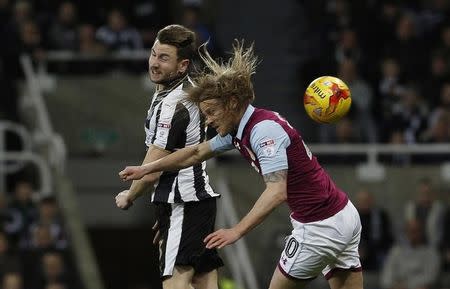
152, 220, 160, 245
119, 166, 147, 181
204, 228, 241, 249
115, 190, 133, 210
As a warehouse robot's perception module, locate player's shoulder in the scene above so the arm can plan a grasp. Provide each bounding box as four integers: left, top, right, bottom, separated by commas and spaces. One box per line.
163, 77, 194, 106
252, 119, 285, 136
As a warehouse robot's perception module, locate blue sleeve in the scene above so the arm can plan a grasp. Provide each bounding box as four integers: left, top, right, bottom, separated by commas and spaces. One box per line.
249, 120, 290, 175
209, 134, 235, 153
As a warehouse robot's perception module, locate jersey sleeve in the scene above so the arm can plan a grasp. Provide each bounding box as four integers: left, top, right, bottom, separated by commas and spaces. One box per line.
152, 101, 190, 151
209, 134, 234, 153
249, 120, 291, 175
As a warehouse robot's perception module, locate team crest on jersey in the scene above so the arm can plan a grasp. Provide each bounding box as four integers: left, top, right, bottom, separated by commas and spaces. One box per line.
259, 139, 275, 157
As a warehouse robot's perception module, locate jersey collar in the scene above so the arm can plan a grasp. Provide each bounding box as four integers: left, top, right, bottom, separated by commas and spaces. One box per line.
235, 105, 255, 140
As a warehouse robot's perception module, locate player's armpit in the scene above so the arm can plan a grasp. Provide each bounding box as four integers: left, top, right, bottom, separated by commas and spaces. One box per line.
263, 169, 288, 183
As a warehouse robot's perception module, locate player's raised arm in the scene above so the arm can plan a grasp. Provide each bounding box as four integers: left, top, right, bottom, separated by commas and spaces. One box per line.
119, 140, 215, 181
204, 169, 288, 249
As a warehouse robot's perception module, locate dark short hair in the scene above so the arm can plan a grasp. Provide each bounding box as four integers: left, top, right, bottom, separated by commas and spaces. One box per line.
156, 24, 196, 61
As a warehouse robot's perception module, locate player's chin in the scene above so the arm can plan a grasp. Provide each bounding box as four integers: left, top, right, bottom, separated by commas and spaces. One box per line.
217, 130, 227, 137
150, 74, 164, 83
216, 127, 229, 137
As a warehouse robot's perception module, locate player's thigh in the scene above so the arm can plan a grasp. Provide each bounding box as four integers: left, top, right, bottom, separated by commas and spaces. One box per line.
191, 269, 218, 289
328, 270, 363, 289
322, 201, 362, 279
162, 265, 195, 289
269, 266, 310, 289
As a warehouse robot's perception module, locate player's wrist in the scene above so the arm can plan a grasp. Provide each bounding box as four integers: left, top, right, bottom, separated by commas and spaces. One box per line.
143, 162, 155, 174
126, 191, 137, 202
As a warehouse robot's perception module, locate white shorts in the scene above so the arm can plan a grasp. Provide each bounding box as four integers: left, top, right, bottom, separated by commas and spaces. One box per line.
278, 200, 362, 280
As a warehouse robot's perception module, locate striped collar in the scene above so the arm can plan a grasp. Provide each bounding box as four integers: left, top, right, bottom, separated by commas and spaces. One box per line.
156, 74, 189, 95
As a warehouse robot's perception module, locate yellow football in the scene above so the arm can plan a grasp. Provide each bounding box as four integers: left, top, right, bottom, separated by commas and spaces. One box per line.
304, 76, 352, 124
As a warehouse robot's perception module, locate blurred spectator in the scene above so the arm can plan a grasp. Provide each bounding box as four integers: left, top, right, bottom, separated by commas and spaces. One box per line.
385, 87, 428, 144
48, 1, 78, 50
78, 23, 105, 54
21, 223, 60, 288
405, 178, 446, 248
19, 19, 46, 60
27, 223, 57, 251
2, 271, 23, 289
8, 0, 33, 35
337, 59, 377, 142
131, 0, 162, 48
181, 4, 221, 57
333, 117, 359, 143
421, 50, 449, 109
386, 129, 411, 165
334, 28, 364, 68
7, 181, 38, 245
381, 219, 440, 289
383, 13, 427, 82
96, 9, 143, 52
426, 82, 450, 136
416, 0, 450, 47
325, 0, 353, 44
319, 116, 360, 144
32, 251, 77, 289
378, 57, 406, 124
376, 0, 402, 46
422, 110, 450, 143
27, 196, 68, 250
355, 189, 394, 271
0, 232, 21, 280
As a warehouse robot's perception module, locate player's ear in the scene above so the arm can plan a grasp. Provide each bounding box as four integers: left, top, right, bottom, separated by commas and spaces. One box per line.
227, 96, 238, 111
178, 59, 190, 74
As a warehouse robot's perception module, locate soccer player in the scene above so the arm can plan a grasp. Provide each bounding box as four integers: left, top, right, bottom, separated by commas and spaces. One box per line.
114, 25, 223, 289
119, 41, 364, 289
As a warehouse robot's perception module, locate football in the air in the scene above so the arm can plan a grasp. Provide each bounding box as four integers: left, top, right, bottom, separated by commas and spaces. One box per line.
303, 76, 352, 124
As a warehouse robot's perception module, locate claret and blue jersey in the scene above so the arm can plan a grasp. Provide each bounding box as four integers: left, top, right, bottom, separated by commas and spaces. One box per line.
209, 105, 348, 223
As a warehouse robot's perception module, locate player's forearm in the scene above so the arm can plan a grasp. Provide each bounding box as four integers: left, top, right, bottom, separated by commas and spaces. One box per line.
128, 149, 163, 201
127, 178, 154, 201
143, 143, 212, 174
234, 187, 287, 237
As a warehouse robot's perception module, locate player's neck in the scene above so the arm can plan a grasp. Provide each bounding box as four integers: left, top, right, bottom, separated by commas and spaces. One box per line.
158, 73, 188, 92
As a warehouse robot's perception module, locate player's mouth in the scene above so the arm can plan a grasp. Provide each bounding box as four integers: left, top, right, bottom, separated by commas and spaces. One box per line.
150, 69, 161, 76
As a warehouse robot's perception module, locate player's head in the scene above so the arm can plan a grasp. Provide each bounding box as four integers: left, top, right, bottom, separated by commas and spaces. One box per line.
189, 40, 257, 136
148, 24, 196, 85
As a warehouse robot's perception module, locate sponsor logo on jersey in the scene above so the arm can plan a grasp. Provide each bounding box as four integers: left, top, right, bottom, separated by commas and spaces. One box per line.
157, 122, 171, 129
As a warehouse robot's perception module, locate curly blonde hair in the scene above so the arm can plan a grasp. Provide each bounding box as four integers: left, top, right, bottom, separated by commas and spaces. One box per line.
189, 40, 258, 111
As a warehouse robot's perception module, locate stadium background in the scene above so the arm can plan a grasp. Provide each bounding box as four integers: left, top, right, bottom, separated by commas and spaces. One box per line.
1, 0, 450, 289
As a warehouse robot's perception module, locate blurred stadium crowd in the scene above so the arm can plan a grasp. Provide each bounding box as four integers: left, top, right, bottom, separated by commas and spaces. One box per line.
299, 0, 450, 145
0, 0, 450, 289
0, 180, 80, 289
354, 178, 450, 289
0, 0, 219, 120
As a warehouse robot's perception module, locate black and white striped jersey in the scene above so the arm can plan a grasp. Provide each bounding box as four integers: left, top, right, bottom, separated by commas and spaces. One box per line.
145, 75, 219, 203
